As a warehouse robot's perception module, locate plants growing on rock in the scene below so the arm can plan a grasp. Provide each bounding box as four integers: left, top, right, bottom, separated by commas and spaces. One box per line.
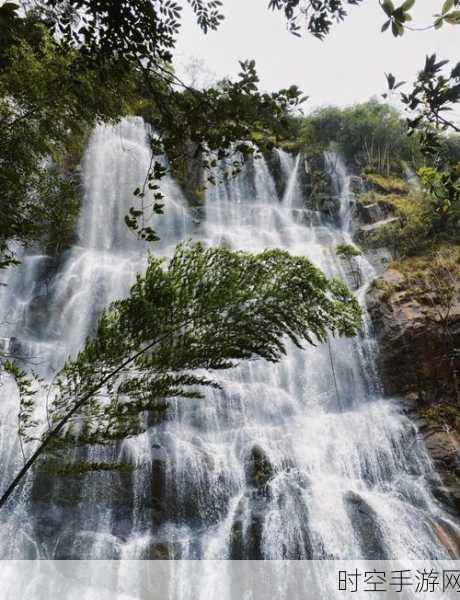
395, 250, 460, 406
336, 243, 362, 288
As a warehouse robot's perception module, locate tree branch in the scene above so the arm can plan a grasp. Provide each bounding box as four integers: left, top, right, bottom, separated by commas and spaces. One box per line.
0, 320, 196, 510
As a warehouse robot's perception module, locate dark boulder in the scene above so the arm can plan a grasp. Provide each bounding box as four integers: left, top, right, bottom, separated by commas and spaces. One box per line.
344, 491, 388, 559
245, 445, 274, 489
229, 494, 265, 560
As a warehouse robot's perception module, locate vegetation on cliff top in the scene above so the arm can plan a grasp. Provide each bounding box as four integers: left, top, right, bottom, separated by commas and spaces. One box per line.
298, 101, 422, 175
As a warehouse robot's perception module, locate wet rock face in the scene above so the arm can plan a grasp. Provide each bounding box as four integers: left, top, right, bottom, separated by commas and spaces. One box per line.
265, 150, 286, 199
143, 541, 183, 560
228, 446, 275, 559
245, 445, 274, 489
356, 202, 387, 225
429, 516, 460, 558
296, 153, 339, 218
18, 256, 60, 340
344, 492, 388, 560
231, 458, 313, 560
229, 492, 313, 560
349, 175, 365, 195
366, 268, 460, 402
27, 293, 52, 337
150, 444, 168, 526
170, 141, 205, 207
264, 149, 310, 204
230, 494, 265, 560
54, 529, 122, 560
366, 267, 460, 512
422, 426, 460, 515
30, 471, 133, 558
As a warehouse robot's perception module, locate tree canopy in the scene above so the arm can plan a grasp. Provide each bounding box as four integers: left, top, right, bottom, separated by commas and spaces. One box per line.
0, 15, 141, 265
299, 100, 422, 174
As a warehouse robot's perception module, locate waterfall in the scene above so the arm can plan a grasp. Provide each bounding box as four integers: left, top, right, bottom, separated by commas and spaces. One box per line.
0, 119, 458, 595
276, 150, 302, 208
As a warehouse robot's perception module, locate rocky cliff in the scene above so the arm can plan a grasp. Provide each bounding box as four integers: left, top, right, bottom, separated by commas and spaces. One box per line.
365, 239, 460, 514
335, 168, 460, 514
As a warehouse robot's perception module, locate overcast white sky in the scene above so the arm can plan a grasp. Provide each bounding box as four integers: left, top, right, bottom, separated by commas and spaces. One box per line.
175, 0, 459, 113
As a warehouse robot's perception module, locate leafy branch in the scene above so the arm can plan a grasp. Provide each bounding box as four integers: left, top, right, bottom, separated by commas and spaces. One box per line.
388, 55, 460, 145
0, 242, 362, 509
380, 0, 460, 36
268, 0, 364, 39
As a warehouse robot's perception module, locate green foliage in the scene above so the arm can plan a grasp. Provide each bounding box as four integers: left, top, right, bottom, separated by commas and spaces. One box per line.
3, 361, 42, 442
418, 164, 460, 233
0, 17, 140, 266
38, 0, 225, 64
439, 134, 460, 163
1, 1, 454, 261
396, 252, 460, 319
422, 402, 460, 433
301, 100, 421, 174
361, 190, 433, 258
392, 246, 460, 280
386, 55, 460, 155
336, 244, 362, 288
268, 0, 364, 39
364, 173, 410, 195
383, 54, 460, 252
15, 243, 362, 448
128, 62, 305, 234
143, 59, 306, 187
372, 277, 396, 303
381, 0, 416, 37
358, 164, 458, 260
299, 106, 344, 156
434, 0, 460, 29
336, 244, 362, 260
379, 0, 460, 35
269, 0, 460, 44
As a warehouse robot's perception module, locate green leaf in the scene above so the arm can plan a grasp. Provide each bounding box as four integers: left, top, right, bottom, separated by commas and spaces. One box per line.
381, 19, 391, 31
386, 72, 396, 89
434, 16, 444, 29
391, 19, 404, 35
444, 10, 460, 23
401, 0, 415, 11
442, 0, 455, 15
382, 0, 395, 16
0, 2, 19, 14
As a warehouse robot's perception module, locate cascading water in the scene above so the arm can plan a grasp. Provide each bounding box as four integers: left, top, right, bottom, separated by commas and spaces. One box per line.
0, 118, 459, 597
275, 149, 302, 208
